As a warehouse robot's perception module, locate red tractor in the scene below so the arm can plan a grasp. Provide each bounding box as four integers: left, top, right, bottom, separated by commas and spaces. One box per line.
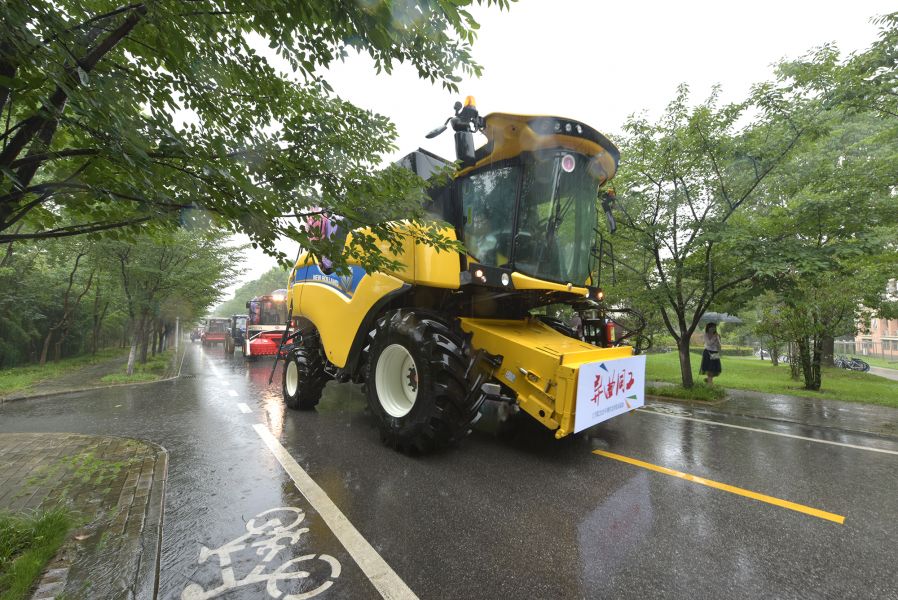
243, 290, 288, 359
201, 317, 229, 347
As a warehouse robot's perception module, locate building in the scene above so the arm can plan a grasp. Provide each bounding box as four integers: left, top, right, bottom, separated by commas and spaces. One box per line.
854, 279, 898, 357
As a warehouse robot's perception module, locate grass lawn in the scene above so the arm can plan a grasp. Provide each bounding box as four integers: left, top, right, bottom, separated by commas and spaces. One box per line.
0, 509, 73, 600
0, 349, 127, 396
646, 353, 898, 408
99, 349, 174, 384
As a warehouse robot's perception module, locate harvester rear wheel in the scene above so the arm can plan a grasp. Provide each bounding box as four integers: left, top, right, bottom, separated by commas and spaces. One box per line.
283, 342, 326, 410
365, 310, 472, 454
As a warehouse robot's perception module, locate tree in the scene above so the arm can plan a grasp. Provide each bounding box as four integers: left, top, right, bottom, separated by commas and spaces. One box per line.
214, 265, 290, 318
104, 229, 237, 374
743, 13, 898, 389
610, 85, 814, 387
747, 110, 898, 390
1, 0, 510, 269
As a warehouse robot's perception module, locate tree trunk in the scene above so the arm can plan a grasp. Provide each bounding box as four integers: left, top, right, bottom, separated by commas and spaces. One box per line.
92, 301, 109, 354
39, 331, 54, 366
789, 341, 801, 380
821, 335, 834, 368
139, 317, 151, 364
151, 326, 158, 357
126, 339, 137, 376
798, 336, 821, 391
769, 346, 779, 367
677, 338, 694, 388
810, 335, 823, 390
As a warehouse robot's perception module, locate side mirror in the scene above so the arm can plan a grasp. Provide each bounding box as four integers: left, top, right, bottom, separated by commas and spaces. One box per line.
425, 124, 447, 139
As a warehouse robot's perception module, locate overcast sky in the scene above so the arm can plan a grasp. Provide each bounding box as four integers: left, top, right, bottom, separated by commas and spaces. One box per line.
222, 0, 894, 300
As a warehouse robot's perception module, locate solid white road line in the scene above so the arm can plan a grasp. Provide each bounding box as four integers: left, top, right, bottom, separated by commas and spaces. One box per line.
253, 424, 418, 600
237, 403, 251, 414
227, 389, 239, 397
636, 408, 898, 456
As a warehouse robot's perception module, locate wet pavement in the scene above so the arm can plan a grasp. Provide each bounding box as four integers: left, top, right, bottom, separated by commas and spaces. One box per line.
1, 344, 897, 599
0, 432, 166, 599
869, 366, 898, 382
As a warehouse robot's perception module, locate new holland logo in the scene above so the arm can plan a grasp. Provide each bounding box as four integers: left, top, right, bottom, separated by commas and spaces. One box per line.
338, 273, 355, 293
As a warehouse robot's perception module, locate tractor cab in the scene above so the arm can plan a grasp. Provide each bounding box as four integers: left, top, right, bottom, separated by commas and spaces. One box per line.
405, 99, 620, 317
224, 314, 248, 355
201, 317, 229, 347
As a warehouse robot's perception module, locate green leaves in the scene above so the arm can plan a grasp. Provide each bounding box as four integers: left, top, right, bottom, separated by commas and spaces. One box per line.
0, 0, 513, 272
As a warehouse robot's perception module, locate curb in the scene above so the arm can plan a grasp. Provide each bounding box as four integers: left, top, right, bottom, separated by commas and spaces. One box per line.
0, 345, 188, 405
645, 393, 727, 407
7, 434, 171, 600
136, 443, 168, 600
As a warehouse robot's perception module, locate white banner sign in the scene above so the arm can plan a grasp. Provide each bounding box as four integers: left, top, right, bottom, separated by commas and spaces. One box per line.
574, 354, 647, 433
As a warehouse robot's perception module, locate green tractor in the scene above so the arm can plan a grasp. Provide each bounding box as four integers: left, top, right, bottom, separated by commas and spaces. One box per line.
280, 98, 646, 453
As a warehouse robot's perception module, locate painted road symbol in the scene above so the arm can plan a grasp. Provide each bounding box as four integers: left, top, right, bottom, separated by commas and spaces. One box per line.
182, 507, 341, 599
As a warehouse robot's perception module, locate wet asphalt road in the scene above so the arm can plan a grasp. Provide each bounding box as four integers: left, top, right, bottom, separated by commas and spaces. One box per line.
2, 344, 898, 599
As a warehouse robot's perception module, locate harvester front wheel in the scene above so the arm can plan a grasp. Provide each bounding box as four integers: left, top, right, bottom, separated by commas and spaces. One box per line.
366, 310, 472, 454
283, 344, 326, 410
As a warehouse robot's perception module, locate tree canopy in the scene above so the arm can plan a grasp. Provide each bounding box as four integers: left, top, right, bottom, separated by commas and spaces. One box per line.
607, 12, 898, 389
1, 0, 509, 268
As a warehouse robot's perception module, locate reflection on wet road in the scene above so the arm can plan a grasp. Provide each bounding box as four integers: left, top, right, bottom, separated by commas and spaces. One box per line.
2, 344, 897, 599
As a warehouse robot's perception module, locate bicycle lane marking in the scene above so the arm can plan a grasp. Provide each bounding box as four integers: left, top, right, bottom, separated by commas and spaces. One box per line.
253, 424, 419, 600
636, 407, 898, 456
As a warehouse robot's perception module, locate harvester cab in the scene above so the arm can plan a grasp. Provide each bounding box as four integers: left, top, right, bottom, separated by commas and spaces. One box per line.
243, 290, 288, 359
201, 317, 229, 347
282, 98, 647, 453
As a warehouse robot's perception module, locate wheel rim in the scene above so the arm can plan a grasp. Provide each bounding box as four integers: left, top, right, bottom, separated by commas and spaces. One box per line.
285, 359, 299, 396
375, 344, 418, 418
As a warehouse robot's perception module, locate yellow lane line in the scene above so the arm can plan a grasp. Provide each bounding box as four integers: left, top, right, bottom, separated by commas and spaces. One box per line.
593, 449, 845, 525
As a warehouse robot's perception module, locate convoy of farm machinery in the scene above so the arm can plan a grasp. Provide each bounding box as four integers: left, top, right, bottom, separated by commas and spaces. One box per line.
264, 98, 647, 454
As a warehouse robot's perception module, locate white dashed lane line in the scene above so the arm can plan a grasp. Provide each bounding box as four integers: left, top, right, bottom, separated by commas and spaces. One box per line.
253, 424, 418, 600
228, 389, 239, 397
637, 408, 898, 456
237, 403, 251, 414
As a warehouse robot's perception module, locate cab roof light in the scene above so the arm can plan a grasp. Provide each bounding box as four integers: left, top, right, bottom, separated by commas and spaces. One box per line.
464, 95, 476, 107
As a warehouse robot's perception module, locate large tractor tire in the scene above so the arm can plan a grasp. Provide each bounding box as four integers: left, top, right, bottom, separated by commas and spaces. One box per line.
282, 342, 327, 410
365, 309, 474, 454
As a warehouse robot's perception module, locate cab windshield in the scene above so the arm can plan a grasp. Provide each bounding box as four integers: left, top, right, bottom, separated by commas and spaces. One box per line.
461, 151, 599, 285
207, 320, 226, 333
248, 299, 286, 326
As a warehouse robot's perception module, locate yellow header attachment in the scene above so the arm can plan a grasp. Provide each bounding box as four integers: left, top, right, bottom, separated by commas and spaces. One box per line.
457, 113, 620, 184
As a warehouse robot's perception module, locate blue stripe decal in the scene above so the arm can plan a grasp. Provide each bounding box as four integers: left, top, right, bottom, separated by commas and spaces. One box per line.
294, 265, 367, 298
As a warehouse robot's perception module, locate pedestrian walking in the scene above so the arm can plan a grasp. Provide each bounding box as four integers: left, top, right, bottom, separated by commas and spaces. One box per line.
700, 322, 722, 385
570, 312, 583, 340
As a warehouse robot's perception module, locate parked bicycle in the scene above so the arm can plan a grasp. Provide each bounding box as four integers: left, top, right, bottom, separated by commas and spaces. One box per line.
834, 355, 870, 372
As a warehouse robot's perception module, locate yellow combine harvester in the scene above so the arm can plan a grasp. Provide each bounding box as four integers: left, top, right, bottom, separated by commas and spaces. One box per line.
281, 98, 646, 453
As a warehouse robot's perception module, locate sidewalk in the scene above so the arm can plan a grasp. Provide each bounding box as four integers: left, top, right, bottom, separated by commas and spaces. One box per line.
0, 345, 185, 404
648, 382, 898, 439
869, 366, 898, 382
0, 433, 167, 600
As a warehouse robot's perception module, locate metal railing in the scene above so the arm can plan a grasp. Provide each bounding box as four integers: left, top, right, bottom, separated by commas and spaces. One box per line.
835, 340, 898, 361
